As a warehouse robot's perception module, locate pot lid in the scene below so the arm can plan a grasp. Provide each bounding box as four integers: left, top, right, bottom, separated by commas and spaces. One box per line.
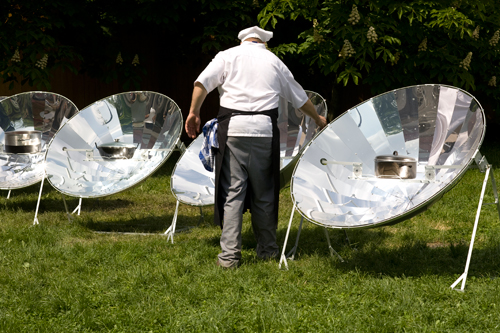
5, 130, 42, 135
375, 155, 417, 163
97, 139, 136, 148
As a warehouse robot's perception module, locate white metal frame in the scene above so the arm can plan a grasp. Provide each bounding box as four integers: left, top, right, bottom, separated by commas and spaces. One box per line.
164, 201, 204, 243
62, 147, 173, 162
451, 152, 500, 291
33, 176, 80, 225
320, 158, 464, 183
33, 176, 45, 225
279, 204, 345, 270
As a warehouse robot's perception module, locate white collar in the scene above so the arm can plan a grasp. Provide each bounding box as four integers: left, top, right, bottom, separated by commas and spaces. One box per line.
241, 41, 265, 46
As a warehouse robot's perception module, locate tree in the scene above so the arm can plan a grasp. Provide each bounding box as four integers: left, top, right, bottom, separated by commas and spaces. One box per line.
258, 0, 500, 115
0, 0, 262, 91
0, 1, 83, 90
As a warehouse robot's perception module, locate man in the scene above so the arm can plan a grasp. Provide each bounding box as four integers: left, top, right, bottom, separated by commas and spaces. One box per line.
185, 26, 327, 268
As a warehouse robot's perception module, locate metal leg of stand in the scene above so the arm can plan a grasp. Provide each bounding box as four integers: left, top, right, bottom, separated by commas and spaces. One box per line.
197, 206, 204, 226
60, 193, 73, 223
72, 197, 82, 216
286, 216, 304, 260
488, 170, 500, 220
33, 177, 45, 225
165, 200, 180, 244
344, 229, 355, 248
7, 190, 11, 199
279, 204, 296, 270
451, 164, 491, 292
324, 228, 344, 262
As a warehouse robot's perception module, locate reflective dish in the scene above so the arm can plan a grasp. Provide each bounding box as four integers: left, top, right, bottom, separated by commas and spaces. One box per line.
45, 91, 182, 198
291, 84, 485, 228
170, 134, 215, 206
0, 92, 79, 190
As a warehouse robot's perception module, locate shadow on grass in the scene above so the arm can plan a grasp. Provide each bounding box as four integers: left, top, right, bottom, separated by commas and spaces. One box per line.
71, 198, 135, 212
0, 181, 48, 197
336, 240, 500, 279
201, 218, 391, 257
79, 212, 204, 234
278, 225, 500, 278
0, 196, 135, 213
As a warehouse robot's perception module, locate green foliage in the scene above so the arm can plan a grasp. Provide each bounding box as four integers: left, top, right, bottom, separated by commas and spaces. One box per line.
190, 0, 262, 53
0, 2, 82, 90
258, 0, 500, 100
0, 0, 263, 91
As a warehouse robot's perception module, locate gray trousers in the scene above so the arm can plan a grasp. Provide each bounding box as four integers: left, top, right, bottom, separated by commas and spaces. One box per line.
217, 136, 279, 267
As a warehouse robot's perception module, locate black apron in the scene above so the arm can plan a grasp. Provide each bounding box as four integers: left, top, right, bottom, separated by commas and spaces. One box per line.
214, 106, 280, 228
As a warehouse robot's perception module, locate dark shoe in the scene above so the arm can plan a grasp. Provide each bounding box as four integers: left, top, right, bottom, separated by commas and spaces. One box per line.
257, 250, 280, 262
258, 255, 279, 262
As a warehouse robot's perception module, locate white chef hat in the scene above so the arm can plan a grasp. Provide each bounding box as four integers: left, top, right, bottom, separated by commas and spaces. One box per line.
238, 26, 273, 42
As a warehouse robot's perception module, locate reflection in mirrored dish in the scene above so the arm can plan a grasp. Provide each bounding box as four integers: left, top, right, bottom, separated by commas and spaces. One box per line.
45, 91, 182, 198
279, 90, 328, 181
291, 85, 485, 228
0, 92, 78, 189
170, 90, 328, 206
171, 134, 215, 206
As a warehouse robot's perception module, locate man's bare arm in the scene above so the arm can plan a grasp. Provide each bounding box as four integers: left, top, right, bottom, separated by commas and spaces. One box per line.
299, 99, 327, 130
185, 82, 208, 139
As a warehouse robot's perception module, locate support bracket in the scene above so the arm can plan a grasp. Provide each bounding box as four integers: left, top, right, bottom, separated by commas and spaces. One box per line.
451, 152, 500, 291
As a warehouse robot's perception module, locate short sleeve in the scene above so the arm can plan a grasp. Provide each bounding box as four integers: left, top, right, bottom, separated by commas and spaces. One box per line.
277, 63, 309, 109
194, 52, 226, 94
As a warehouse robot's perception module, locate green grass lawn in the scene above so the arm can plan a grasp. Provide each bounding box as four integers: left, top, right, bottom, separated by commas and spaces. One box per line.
1, 145, 500, 332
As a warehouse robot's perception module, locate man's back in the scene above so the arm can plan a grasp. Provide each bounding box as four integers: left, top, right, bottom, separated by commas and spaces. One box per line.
199, 41, 307, 112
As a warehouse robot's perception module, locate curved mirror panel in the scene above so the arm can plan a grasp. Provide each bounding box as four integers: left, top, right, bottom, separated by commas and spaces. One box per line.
171, 90, 328, 206
291, 84, 485, 228
0, 92, 78, 189
45, 91, 182, 198
278, 91, 328, 183
171, 134, 215, 206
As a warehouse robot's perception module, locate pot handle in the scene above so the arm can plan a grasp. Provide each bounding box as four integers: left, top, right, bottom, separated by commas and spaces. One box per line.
103, 104, 113, 124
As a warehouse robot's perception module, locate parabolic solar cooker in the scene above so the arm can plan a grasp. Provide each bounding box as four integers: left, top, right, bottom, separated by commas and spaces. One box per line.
280, 84, 495, 291
0, 92, 79, 210
42, 91, 183, 226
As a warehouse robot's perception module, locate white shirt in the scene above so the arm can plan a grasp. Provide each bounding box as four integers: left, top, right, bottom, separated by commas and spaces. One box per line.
195, 41, 308, 137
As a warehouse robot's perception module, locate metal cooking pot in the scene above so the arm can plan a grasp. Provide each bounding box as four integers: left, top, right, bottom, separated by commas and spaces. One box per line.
4, 130, 42, 154
95, 139, 137, 160
375, 154, 417, 179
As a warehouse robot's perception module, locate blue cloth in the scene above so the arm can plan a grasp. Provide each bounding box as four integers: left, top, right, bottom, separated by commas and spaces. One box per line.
199, 118, 219, 172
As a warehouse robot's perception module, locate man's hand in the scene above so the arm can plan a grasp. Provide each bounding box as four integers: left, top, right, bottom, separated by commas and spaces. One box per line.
299, 99, 328, 130
185, 112, 201, 139
315, 115, 327, 130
